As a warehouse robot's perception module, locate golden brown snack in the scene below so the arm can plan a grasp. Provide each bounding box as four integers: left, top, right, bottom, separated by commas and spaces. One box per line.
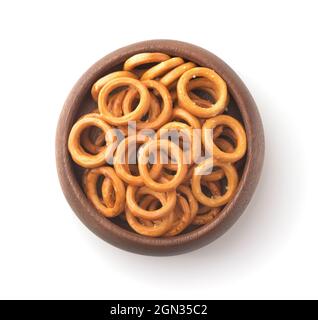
141, 57, 184, 80
164, 195, 191, 237
138, 139, 188, 192
160, 62, 196, 87
68, 115, 112, 168
122, 80, 173, 130
177, 184, 199, 222
126, 205, 174, 237
123, 52, 170, 71
126, 185, 176, 220
98, 77, 151, 125
202, 115, 247, 163
192, 181, 222, 225
91, 71, 137, 101
192, 158, 238, 207
170, 107, 201, 129
114, 135, 162, 186
177, 67, 228, 118
84, 166, 125, 217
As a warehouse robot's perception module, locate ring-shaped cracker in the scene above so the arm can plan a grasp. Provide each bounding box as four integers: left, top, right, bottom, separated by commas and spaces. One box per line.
98, 77, 151, 126
177, 67, 228, 118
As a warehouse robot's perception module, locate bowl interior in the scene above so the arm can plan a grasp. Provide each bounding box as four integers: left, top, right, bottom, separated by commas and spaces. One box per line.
69, 59, 247, 235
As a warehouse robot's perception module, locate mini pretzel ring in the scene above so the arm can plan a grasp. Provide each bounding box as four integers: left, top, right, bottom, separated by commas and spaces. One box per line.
98, 77, 151, 126
139, 194, 160, 211
177, 184, 199, 221
138, 139, 188, 192
126, 205, 174, 237
188, 78, 230, 109
114, 135, 162, 186
68, 116, 112, 168
170, 107, 201, 129
117, 97, 160, 136
137, 194, 162, 227
192, 158, 238, 207
84, 166, 125, 217
177, 67, 228, 118
192, 181, 222, 225
164, 195, 191, 237
141, 57, 184, 80
162, 164, 194, 183
157, 121, 198, 165
126, 185, 176, 220
202, 115, 247, 162
108, 89, 128, 117
123, 52, 170, 71
160, 62, 196, 87
122, 91, 160, 118
91, 71, 137, 101
145, 93, 161, 121
188, 78, 218, 108
215, 137, 235, 153
101, 178, 115, 208
80, 111, 105, 155
188, 78, 216, 96
202, 137, 235, 182
122, 80, 173, 130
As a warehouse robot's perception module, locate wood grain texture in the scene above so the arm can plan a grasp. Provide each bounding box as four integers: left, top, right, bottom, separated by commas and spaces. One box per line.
55, 40, 265, 256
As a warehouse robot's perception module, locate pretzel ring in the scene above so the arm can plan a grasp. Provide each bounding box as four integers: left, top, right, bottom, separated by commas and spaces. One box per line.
68, 116, 114, 168
157, 121, 198, 165
101, 178, 115, 208
108, 89, 128, 117
98, 77, 151, 126
114, 135, 162, 186
81, 129, 104, 155
139, 194, 160, 211
202, 115, 247, 162
138, 194, 169, 227
77, 112, 118, 165
177, 67, 228, 118
91, 71, 137, 101
192, 181, 222, 225
192, 158, 238, 207
138, 139, 188, 192
136, 194, 162, 227
122, 80, 172, 130
126, 185, 176, 220
177, 184, 199, 221
188, 78, 216, 95
188, 78, 230, 109
162, 163, 194, 183
120, 91, 161, 128
126, 206, 174, 237
189, 90, 218, 109
202, 136, 235, 182
123, 52, 170, 71
164, 195, 191, 237
170, 107, 201, 129
84, 166, 125, 217
187, 78, 219, 108
141, 57, 184, 80
80, 111, 105, 155
160, 62, 196, 87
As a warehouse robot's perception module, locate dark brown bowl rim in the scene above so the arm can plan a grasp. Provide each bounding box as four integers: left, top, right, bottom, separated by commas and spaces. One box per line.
56, 39, 265, 256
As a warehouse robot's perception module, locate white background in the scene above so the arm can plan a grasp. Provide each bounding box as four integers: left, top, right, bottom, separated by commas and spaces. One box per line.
0, 0, 317, 300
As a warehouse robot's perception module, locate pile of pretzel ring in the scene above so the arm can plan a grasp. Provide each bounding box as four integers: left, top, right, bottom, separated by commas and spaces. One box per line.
68, 52, 247, 237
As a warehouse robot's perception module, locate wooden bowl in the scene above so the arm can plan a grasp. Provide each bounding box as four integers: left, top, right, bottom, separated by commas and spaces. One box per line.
56, 40, 265, 256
